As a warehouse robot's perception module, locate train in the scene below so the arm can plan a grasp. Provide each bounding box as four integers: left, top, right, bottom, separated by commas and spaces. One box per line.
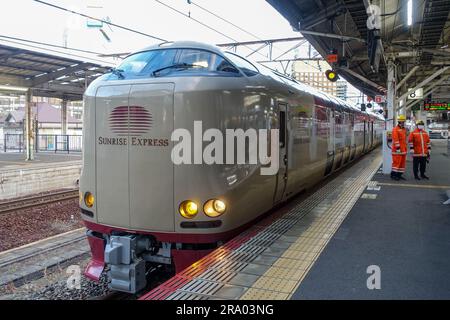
79, 41, 385, 293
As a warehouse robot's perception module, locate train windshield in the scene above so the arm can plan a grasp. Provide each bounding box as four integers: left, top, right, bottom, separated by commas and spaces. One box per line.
113, 49, 240, 78
176, 49, 239, 75
115, 49, 177, 78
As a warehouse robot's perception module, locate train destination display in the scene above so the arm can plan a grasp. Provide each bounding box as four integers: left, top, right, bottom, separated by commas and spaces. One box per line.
424, 102, 450, 111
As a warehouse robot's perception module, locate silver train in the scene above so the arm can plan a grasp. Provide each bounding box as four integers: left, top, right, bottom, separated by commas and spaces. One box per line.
80, 41, 384, 293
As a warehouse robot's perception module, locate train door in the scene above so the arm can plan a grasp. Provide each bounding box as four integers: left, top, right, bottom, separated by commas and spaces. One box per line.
371, 121, 374, 149
128, 83, 175, 232
363, 120, 367, 153
350, 113, 356, 160
95, 84, 131, 228
273, 103, 288, 204
324, 108, 334, 176
343, 112, 351, 164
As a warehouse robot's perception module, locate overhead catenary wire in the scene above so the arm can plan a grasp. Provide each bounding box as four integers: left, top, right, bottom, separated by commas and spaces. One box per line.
33, 0, 167, 42
189, 1, 265, 42
153, 0, 268, 59
187, 0, 282, 61
154, 0, 238, 43
186, 2, 319, 73
30, 0, 313, 74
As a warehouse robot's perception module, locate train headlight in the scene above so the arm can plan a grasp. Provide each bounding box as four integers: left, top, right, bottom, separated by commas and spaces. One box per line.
179, 200, 198, 219
84, 192, 95, 208
203, 199, 226, 217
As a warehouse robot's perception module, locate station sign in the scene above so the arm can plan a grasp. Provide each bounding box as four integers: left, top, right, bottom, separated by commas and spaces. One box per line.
407, 88, 423, 100
423, 102, 450, 111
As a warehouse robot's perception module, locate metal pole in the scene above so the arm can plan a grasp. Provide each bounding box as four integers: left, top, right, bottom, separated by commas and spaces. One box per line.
382, 59, 396, 174
24, 89, 34, 160
61, 99, 68, 135
35, 119, 39, 152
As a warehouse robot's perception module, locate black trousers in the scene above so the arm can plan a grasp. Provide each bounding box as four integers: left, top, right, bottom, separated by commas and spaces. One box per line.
413, 156, 427, 177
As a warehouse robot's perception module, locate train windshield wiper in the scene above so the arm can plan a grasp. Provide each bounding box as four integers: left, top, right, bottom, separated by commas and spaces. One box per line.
110, 68, 125, 79
152, 63, 202, 77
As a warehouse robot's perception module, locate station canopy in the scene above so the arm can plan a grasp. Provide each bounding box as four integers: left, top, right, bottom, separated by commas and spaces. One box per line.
267, 0, 450, 100
0, 43, 113, 101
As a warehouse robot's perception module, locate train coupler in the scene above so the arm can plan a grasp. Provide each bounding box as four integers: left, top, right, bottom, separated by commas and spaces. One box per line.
104, 235, 151, 293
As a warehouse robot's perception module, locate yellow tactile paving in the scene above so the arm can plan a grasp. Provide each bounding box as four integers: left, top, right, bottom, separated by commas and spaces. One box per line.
239, 152, 382, 300
262, 266, 307, 281
281, 249, 318, 261
293, 237, 328, 247
240, 288, 289, 300
252, 276, 298, 293
272, 257, 311, 270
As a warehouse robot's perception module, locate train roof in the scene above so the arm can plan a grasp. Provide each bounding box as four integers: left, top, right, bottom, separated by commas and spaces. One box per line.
138, 41, 224, 57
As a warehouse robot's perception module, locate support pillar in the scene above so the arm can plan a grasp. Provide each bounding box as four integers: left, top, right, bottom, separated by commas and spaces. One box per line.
61, 99, 68, 135
416, 105, 428, 130
25, 89, 34, 161
382, 60, 396, 174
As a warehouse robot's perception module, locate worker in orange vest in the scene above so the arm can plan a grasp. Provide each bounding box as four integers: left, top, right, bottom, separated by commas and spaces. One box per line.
391, 115, 407, 181
408, 120, 431, 180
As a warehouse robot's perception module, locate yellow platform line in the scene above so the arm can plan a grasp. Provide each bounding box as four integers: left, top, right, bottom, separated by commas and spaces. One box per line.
377, 182, 450, 189
240, 153, 382, 300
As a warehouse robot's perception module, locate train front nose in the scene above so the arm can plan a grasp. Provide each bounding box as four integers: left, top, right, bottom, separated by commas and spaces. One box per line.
94, 82, 175, 232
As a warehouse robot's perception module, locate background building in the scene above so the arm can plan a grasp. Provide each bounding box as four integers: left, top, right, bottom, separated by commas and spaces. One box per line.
292, 60, 344, 97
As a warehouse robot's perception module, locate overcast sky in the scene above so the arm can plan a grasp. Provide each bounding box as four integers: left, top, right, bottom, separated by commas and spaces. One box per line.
0, 0, 299, 58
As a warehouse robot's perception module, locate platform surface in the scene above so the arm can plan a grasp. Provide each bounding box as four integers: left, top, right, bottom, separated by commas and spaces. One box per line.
0, 152, 81, 171
292, 140, 450, 299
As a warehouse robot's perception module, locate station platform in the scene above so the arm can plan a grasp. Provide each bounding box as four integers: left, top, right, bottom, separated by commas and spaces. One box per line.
0, 152, 81, 200
0, 152, 81, 171
141, 140, 450, 300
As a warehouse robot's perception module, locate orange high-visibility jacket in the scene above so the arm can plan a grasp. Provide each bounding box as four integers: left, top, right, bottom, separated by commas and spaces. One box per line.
392, 125, 407, 155
408, 128, 431, 157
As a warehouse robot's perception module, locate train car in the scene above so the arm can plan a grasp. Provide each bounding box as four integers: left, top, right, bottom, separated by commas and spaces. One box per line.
79, 41, 384, 293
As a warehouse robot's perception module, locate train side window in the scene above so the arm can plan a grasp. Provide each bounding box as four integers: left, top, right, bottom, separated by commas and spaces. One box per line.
224, 52, 259, 76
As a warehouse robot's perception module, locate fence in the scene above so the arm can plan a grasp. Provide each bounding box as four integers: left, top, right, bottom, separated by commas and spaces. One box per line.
3, 134, 24, 152
3, 134, 82, 153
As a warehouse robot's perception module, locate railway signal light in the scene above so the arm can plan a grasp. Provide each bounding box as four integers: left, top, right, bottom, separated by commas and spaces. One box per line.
325, 69, 339, 82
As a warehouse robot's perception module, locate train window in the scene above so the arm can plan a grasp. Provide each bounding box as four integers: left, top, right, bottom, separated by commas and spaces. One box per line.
115, 49, 177, 78
224, 52, 259, 76
176, 49, 239, 74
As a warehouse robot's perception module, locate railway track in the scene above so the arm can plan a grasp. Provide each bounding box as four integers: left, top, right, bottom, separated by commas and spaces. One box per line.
0, 229, 86, 269
0, 228, 88, 289
0, 189, 79, 215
